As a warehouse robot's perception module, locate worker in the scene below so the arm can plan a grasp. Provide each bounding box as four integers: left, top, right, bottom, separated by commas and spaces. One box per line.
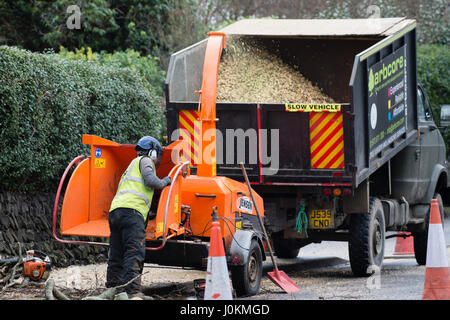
106, 136, 171, 299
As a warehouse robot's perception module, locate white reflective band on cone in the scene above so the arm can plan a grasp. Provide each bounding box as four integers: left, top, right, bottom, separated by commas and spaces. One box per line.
426, 224, 449, 268
204, 256, 233, 300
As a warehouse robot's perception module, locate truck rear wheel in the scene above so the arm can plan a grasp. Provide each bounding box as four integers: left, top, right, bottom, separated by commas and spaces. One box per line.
231, 239, 262, 297
413, 193, 444, 265
348, 197, 385, 277
272, 232, 301, 259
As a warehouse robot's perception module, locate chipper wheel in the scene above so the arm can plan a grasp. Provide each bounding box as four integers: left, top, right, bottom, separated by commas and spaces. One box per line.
230, 239, 263, 297
348, 197, 385, 277
272, 231, 301, 259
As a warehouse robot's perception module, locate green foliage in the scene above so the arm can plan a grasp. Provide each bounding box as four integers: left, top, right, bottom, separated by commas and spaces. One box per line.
2, 0, 447, 70
0, 0, 207, 68
58, 46, 166, 96
0, 0, 119, 51
122, 0, 208, 66
309, 0, 449, 45
40, 0, 119, 51
0, 46, 165, 192
417, 45, 450, 118
417, 44, 450, 154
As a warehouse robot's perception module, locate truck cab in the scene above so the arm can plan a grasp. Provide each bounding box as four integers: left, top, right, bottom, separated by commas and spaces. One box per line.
414, 84, 448, 204
391, 85, 448, 208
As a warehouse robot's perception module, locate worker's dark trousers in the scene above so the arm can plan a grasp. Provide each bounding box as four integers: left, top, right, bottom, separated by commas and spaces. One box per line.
106, 208, 146, 294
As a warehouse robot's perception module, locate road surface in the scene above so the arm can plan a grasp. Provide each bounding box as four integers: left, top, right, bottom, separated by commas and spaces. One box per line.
244, 215, 450, 300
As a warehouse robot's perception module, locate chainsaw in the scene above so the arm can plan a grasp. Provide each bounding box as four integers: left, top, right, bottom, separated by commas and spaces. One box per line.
0, 250, 51, 281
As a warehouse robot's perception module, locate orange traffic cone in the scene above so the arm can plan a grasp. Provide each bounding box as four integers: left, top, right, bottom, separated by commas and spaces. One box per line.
393, 232, 414, 255
422, 198, 450, 300
204, 221, 233, 300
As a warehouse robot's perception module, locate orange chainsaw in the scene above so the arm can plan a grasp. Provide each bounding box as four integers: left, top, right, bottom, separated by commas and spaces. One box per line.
0, 250, 51, 281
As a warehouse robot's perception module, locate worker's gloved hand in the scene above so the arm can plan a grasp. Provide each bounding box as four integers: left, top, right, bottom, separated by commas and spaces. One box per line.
163, 176, 171, 186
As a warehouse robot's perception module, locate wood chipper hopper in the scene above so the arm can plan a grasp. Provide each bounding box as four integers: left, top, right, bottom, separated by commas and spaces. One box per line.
53, 33, 269, 297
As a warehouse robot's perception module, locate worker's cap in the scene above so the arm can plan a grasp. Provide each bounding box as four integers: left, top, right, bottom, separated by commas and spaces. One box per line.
135, 136, 163, 155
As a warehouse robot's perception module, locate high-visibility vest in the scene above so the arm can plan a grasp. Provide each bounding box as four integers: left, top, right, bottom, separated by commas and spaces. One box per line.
109, 156, 155, 221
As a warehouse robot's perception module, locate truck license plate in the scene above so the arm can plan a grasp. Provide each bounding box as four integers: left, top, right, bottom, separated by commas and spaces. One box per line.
309, 209, 334, 229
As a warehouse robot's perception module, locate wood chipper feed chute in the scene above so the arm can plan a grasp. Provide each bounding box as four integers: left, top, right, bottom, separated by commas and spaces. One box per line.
56, 135, 188, 240
59, 135, 136, 238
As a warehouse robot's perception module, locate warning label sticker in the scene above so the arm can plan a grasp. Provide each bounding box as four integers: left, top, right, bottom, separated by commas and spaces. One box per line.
285, 104, 342, 113
94, 158, 106, 168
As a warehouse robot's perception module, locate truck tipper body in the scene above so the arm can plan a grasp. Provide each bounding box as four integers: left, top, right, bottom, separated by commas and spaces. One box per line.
165, 18, 449, 275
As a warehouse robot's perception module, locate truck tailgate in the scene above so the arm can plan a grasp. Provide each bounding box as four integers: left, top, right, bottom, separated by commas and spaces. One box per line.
165, 18, 419, 189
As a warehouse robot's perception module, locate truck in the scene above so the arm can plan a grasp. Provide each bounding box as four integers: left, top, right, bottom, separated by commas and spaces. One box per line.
54, 18, 449, 298
164, 17, 450, 278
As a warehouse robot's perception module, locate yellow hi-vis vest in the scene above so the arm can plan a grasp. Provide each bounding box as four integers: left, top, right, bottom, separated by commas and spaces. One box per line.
109, 156, 155, 221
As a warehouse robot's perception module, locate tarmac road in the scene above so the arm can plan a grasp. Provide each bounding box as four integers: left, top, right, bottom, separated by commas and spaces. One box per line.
44, 214, 449, 302
243, 215, 450, 300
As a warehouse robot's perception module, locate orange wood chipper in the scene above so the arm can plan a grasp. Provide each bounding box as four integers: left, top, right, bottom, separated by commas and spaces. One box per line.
53, 33, 266, 297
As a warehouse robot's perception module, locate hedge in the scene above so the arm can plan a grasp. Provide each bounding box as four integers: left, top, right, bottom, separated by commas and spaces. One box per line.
57, 47, 166, 97
0, 46, 165, 193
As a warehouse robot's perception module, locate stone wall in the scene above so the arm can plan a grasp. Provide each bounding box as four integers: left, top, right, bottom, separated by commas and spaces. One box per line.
0, 191, 108, 267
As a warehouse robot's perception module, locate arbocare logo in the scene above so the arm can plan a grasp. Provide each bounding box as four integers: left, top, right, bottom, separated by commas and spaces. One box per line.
368, 55, 404, 97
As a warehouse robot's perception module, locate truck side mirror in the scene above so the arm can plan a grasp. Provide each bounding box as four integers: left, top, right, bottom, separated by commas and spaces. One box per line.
440, 105, 450, 128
